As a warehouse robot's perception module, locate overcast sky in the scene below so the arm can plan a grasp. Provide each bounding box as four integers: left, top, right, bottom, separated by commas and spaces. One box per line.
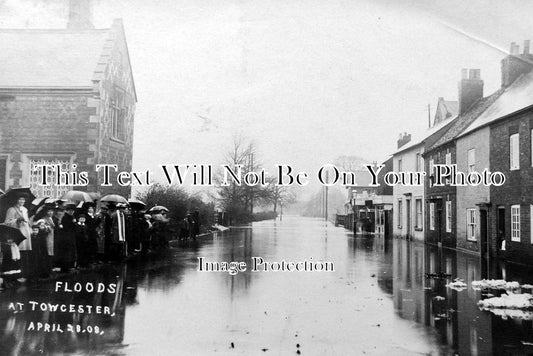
1, 0, 533, 191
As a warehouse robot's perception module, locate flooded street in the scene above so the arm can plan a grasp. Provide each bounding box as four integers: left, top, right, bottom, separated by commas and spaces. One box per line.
1, 215, 533, 355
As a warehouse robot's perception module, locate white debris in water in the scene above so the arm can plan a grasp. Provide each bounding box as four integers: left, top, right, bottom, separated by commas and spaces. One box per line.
485, 308, 533, 320
212, 224, 230, 231
471, 279, 521, 290
446, 279, 467, 291
477, 293, 533, 310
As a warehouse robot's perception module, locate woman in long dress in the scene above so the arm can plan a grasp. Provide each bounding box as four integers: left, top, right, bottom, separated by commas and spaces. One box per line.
54, 205, 77, 272
0, 239, 21, 288
4, 195, 32, 281
40, 206, 55, 265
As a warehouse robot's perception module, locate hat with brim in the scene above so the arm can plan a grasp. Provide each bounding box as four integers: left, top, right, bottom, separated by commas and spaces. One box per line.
64, 202, 77, 210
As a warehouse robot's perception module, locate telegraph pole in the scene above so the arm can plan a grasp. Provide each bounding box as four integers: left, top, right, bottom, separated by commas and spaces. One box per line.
324, 170, 329, 222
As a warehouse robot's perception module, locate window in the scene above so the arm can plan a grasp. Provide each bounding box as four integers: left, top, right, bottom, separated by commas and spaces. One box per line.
446, 200, 452, 232
531, 129, 533, 166
111, 88, 126, 141
530, 205, 533, 244
445, 150, 451, 166
511, 205, 520, 242
510, 133, 519, 170
398, 199, 403, 228
429, 158, 434, 175
415, 198, 423, 229
0, 157, 6, 191
29, 156, 74, 199
429, 203, 435, 231
467, 149, 475, 173
398, 158, 403, 172
467, 209, 477, 241
416, 153, 423, 172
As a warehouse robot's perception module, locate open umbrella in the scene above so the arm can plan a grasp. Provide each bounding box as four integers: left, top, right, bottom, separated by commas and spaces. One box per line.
147, 205, 169, 214
101, 194, 128, 204
0, 224, 27, 245
0, 187, 35, 222
76, 201, 95, 211
29, 197, 56, 217
128, 198, 146, 211
61, 190, 93, 203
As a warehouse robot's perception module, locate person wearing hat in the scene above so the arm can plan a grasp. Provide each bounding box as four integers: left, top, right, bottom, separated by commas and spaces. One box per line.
40, 206, 55, 262
139, 212, 152, 253
4, 194, 32, 281
30, 221, 48, 278
55, 203, 77, 272
94, 205, 109, 262
75, 213, 90, 268
52, 205, 65, 271
110, 203, 127, 259
84, 205, 98, 265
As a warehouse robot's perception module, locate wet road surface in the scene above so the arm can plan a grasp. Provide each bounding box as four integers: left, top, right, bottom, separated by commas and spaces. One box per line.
1, 216, 533, 355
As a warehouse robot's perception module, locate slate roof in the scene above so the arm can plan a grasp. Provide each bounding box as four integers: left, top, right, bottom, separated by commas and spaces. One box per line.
0, 28, 110, 88
459, 70, 533, 137
442, 100, 458, 116
393, 115, 456, 156
426, 89, 505, 153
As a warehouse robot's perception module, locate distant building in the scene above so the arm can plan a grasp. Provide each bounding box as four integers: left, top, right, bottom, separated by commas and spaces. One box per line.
0, 0, 136, 198
339, 160, 393, 235
433, 97, 458, 127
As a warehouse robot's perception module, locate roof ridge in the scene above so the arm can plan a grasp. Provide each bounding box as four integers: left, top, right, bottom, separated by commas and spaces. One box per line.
0, 28, 109, 33
427, 89, 506, 152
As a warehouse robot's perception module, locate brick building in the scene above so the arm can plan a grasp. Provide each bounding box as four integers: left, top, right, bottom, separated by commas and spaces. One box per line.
392, 108, 455, 242
0, 1, 136, 198
423, 69, 499, 250
444, 41, 533, 266
452, 41, 533, 264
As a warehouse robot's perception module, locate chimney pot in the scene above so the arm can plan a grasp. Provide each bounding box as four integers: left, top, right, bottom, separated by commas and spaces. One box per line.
501, 41, 533, 87
461, 68, 468, 79
68, 0, 94, 29
469, 69, 480, 80
458, 69, 483, 115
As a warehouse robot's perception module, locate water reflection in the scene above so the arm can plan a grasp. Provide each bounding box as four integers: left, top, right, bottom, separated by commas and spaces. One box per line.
393, 239, 533, 355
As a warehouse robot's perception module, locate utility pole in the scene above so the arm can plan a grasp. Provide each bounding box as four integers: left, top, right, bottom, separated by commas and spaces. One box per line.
428, 104, 431, 128
324, 170, 329, 222
250, 152, 254, 215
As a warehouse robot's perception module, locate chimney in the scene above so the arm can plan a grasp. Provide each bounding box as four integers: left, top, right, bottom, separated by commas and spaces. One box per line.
67, 0, 94, 29
458, 68, 483, 115
397, 132, 411, 149
501, 40, 533, 87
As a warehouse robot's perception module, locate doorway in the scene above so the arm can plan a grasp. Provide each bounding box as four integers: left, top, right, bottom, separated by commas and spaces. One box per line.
497, 207, 505, 254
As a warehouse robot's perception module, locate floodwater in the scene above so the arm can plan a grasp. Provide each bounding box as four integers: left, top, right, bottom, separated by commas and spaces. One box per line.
1, 216, 533, 355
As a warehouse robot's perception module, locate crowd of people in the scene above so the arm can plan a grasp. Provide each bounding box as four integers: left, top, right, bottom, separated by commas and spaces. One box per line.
0, 193, 202, 290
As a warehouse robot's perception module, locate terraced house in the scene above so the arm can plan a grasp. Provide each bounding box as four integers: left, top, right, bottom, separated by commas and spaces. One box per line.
423, 68, 497, 250
391, 109, 455, 242
458, 41, 533, 265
